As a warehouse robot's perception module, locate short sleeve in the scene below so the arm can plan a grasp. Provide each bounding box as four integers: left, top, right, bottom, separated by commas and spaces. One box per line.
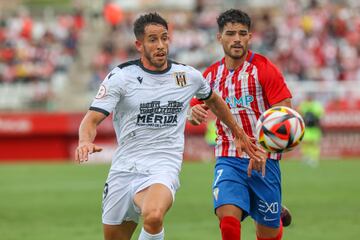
192, 69, 212, 101
259, 60, 292, 106
90, 67, 126, 116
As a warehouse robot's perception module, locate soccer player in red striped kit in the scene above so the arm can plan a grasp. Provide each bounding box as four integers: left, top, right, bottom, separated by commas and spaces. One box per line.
189, 9, 292, 240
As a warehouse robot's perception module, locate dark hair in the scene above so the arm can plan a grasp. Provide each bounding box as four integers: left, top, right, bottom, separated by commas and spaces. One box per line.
217, 9, 251, 32
133, 12, 168, 39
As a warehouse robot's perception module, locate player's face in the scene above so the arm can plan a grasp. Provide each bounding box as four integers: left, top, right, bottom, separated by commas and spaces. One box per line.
136, 24, 169, 71
218, 22, 252, 60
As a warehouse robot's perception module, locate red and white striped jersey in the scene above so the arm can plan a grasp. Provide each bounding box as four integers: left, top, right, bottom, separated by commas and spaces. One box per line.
191, 51, 292, 160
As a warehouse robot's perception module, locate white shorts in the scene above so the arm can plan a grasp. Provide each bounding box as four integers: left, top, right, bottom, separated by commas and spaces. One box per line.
102, 171, 180, 225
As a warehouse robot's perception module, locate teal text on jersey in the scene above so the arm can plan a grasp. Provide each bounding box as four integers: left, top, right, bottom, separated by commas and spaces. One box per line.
226, 95, 254, 108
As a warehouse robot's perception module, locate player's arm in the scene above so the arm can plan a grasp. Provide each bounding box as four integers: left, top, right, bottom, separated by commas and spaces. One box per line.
75, 110, 106, 163
272, 98, 292, 108
203, 92, 265, 165
188, 67, 213, 125
188, 98, 208, 125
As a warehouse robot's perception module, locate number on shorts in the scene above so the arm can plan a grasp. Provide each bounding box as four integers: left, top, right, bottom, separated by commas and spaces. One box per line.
103, 183, 109, 199
214, 169, 223, 186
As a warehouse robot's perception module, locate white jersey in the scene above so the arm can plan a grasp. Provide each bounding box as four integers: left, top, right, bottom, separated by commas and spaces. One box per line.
90, 59, 212, 175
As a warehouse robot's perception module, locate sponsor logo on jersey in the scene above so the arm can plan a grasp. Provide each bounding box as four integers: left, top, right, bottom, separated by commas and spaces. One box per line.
137, 76, 143, 84
136, 101, 183, 127
225, 95, 254, 108
95, 84, 106, 99
174, 72, 187, 87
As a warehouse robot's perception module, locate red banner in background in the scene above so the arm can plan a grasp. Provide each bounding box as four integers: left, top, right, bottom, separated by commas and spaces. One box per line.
322, 111, 360, 129
0, 112, 109, 160
0, 110, 359, 161
320, 109, 360, 158
0, 112, 114, 136
0, 113, 69, 135
0, 112, 206, 136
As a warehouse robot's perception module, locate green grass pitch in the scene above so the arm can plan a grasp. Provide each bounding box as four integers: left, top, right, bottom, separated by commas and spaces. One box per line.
0, 160, 360, 240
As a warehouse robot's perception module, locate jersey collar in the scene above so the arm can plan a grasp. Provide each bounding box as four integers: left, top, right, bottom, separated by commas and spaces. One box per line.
137, 59, 172, 74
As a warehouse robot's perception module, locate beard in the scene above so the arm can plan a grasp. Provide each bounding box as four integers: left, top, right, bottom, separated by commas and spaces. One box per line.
144, 48, 168, 69
224, 46, 247, 60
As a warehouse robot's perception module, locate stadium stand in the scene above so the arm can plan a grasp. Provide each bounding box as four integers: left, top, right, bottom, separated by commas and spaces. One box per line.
0, 0, 360, 160
0, 0, 359, 111
90, 0, 360, 83
0, 3, 84, 111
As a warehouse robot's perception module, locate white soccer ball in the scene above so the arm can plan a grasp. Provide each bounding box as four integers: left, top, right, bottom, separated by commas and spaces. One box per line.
255, 106, 305, 153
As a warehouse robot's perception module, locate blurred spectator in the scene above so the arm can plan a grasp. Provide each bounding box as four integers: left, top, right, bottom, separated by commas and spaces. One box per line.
0, 5, 85, 110
298, 93, 325, 167
94, 0, 360, 85
103, 0, 124, 31
1, 1, 360, 111
0, 8, 84, 83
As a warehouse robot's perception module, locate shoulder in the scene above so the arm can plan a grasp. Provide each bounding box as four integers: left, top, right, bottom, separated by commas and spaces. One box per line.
117, 59, 140, 70
250, 52, 282, 76
170, 60, 193, 72
104, 66, 123, 82
250, 52, 271, 66
170, 60, 202, 76
203, 60, 222, 78
105, 59, 142, 83
170, 59, 187, 67
103, 61, 135, 86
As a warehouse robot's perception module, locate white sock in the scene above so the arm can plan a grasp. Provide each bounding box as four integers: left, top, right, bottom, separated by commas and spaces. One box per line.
138, 227, 164, 240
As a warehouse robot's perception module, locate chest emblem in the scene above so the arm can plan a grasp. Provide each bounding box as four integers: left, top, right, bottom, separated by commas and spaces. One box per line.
174, 72, 187, 87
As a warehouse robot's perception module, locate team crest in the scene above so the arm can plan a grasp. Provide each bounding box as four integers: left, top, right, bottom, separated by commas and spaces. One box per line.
174, 72, 187, 87
239, 72, 249, 81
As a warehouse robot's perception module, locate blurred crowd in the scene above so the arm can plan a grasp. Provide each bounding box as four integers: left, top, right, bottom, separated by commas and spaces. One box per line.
0, 8, 83, 83
90, 0, 360, 90
0, 0, 359, 110
264, 0, 360, 82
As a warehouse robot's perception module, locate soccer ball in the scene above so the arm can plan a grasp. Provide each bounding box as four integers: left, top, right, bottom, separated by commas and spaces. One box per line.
255, 106, 305, 153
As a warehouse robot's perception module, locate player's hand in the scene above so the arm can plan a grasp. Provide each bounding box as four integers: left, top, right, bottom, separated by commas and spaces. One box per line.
246, 147, 267, 177
75, 142, 103, 163
189, 104, 209, 125
234, 130, 267, 177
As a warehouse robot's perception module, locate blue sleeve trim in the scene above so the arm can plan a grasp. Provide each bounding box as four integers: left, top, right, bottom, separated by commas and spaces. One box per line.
248, 52, 255, 63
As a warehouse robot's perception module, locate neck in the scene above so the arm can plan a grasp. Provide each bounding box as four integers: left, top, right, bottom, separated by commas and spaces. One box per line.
224, 52, 248, 71
140, 56, 168, 71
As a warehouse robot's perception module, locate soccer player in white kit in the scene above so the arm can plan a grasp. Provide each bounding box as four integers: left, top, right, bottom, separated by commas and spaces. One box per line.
75, 13, 265, 240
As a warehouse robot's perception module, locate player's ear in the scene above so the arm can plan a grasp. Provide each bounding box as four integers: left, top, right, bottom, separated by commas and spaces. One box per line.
247, 32, 252, 45
216, 32, 222, 42
135, 39, 143, 52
